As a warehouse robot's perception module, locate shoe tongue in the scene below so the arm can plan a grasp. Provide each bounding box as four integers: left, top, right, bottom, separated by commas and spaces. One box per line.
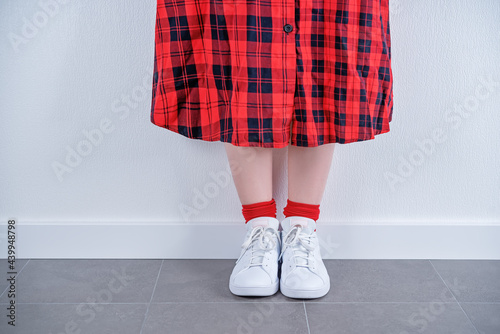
245, 218, 277, 263
289, 231, 310, 267
289, 217, 315, 234
249, 223, 275, 265
251, 217, 269, 229
287, 218, 314, 267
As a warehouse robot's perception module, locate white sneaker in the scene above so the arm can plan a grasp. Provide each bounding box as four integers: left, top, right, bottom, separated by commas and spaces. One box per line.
229, 216, 281, 296
278, 216, 330, 299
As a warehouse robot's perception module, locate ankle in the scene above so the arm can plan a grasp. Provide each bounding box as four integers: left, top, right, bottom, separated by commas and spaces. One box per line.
242, 198, 277, 223
282, 199, 320, 221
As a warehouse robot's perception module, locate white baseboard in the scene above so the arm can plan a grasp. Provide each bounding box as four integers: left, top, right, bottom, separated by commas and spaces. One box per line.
4, 222, 500, 259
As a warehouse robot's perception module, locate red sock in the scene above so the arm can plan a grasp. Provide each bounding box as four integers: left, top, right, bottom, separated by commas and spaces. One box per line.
283, 199, 320, 222
242, 198, 277, 224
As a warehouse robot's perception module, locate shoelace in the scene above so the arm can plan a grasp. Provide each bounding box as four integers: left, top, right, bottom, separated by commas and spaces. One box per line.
235, 226, 281, 267
278, 225, 316, 268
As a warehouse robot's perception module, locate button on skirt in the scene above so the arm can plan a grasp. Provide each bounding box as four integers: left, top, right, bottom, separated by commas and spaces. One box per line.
150, 0, 394, 148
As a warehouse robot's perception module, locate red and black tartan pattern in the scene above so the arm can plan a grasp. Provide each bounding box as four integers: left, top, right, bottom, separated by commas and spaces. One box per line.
150, 0, 394, 148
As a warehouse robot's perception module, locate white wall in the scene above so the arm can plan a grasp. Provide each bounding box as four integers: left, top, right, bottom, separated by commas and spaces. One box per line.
1, 0, 499, 259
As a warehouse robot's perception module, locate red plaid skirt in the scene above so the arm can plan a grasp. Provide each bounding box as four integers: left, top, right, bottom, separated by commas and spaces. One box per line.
150, 0, 394, 148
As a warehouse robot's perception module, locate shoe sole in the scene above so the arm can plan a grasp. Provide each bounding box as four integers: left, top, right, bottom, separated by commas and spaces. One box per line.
229, 280, 279, 297
280, 281, 330, 299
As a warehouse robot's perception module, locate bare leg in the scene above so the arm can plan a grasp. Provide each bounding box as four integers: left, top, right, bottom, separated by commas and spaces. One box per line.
223, 142, 273, 205
287, 143, 336, 204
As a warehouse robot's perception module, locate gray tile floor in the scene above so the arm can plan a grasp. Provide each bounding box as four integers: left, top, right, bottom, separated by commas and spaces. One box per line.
0, 259, 499, 334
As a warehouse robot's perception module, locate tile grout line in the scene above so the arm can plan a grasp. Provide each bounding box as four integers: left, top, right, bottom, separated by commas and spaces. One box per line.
303, 301, 311, 334
458, 302, 500, 304
454, 302, 481, 334
0, 259, 31, 299
139, 259, 164, 334
3, 301, 493, 305
0, 302, 151, 305
427, 259, 459, 303
427, 259, 481, 334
